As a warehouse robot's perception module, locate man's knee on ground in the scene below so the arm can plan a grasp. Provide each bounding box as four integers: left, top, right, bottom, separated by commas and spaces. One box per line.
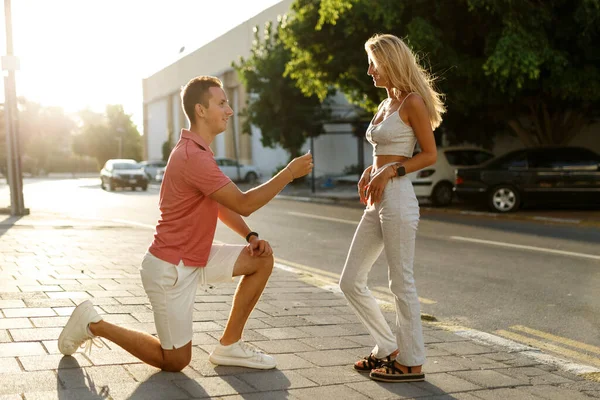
161, 356, 190, 372
161, 348, 192, 372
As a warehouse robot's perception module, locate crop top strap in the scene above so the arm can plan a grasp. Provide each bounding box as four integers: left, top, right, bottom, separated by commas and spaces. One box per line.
398, 92, 415, 112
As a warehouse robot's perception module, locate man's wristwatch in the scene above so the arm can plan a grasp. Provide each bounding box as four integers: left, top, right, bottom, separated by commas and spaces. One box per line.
395, 164, 406, 177
245, 231, 259, 242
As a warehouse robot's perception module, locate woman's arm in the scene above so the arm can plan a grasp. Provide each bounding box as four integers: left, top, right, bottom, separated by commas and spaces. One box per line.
401, 95, 437, 173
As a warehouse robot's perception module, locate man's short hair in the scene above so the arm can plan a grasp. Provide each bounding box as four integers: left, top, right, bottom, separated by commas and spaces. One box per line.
181, 76, 223, 123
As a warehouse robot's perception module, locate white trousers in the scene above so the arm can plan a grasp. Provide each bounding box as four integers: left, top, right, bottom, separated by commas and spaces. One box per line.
339, 174, 425, 366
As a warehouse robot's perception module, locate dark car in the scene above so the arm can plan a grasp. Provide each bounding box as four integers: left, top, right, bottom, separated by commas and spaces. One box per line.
454, 147, 600, 212
100, 159, 148, 191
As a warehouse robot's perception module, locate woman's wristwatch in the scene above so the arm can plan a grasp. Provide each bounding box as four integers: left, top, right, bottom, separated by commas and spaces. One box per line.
393, 164, 406, 177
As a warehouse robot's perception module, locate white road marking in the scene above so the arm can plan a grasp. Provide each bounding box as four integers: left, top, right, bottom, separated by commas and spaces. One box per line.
287, 212, 599, 260
287, 211, 358, 225
110, 219, 156, 230
451, 236, 600, 261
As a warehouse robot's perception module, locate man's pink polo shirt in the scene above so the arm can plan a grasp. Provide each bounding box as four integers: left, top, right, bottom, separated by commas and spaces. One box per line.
148, 129, 231, 267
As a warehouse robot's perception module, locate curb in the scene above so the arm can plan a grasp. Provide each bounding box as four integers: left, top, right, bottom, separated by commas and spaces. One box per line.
273, 260, 600, 382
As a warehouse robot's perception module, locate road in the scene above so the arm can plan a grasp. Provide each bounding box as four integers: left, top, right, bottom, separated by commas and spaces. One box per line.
3, 178, 600, 368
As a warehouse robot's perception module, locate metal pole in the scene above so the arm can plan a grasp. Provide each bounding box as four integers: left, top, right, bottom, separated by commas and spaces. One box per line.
310, 136, 315, 194
3, 0, 26, 216
231, 87, 241, 181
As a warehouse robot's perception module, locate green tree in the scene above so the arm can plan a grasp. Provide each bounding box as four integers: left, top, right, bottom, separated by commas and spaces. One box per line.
18, 99, 76, 174
282, 0, 600, 147
233, 19, 331, 159
162, 139, 173, 162
73, 105, 142, 168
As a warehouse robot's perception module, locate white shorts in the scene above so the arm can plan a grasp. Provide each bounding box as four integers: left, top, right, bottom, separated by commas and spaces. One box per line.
140, 244, 245, 349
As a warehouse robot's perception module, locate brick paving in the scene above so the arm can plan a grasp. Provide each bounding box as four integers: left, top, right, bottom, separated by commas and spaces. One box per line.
0, 215, 598, 399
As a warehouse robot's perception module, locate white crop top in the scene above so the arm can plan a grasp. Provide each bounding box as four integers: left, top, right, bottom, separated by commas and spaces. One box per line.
366, 95, 418, 157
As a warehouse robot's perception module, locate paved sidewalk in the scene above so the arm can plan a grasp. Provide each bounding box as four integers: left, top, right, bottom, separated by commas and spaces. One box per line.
0, 214, 599, 399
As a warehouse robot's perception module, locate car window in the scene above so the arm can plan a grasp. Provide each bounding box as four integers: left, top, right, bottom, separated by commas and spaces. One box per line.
560, 148, 600, 169
469, 151, 495, 165
528, 149, 573, 169
444, 151, 467, 166
444, 150, 494, 166
494, 150, 528, 169
113, 163, 141, 170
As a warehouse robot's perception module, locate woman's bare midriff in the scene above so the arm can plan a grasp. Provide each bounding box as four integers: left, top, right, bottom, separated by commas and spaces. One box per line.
373, 155, 410, 171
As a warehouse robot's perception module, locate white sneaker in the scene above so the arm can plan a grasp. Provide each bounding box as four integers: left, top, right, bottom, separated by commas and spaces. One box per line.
58, 300, 103, 356
209, 340, 276, 369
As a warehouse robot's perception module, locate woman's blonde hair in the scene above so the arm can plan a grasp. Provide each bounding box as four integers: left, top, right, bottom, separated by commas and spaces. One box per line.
365, 34, 445, 129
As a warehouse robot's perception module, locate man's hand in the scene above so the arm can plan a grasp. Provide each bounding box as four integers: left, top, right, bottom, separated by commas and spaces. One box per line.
246, 237, 273, 257
286, 152, 313, 180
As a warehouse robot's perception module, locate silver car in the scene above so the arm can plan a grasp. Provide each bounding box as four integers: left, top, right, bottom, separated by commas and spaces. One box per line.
100, 159, 148, 191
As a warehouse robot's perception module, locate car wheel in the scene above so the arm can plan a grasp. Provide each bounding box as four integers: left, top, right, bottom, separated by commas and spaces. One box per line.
488, 185, 520, 213
100, 178, 106, 190
431, 182, 453, 207
109, 179, 116, 191
140, 184, 148, 191
245, 172, 258, 184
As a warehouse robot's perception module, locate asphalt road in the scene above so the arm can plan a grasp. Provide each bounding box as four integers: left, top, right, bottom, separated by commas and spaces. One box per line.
3, 178, 599, 367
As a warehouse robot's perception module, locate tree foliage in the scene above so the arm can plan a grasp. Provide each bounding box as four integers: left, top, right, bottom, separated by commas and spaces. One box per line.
73, 105, 142, 167
233, 19, 331, 159
281, 0, 600, 147
18, 99, 76, 174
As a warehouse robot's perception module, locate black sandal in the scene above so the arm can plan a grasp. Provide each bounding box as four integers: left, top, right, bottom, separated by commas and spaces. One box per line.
369, 361, 425, 382
353, 354, 393, 373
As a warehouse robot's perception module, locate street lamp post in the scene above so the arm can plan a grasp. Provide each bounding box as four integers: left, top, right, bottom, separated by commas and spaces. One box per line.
2, 0, 27, 216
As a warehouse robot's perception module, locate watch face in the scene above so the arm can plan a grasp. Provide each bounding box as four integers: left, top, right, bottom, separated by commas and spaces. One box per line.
397, 165, 406, 176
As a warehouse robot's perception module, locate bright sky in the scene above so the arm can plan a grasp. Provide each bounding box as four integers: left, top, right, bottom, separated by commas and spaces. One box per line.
0, 0, 282, 130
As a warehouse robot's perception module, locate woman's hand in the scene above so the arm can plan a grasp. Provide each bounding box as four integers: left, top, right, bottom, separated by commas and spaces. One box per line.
358, 166, 373, 205
365, 165, 395, 205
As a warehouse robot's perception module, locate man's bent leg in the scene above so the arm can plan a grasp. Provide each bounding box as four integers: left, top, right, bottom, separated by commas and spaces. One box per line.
58, 299, 192, 372
89, 321, 192, 372
220, 249, 274, 345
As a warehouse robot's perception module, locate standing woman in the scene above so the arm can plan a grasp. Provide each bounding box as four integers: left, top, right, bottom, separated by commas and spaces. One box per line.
339, 33, 445, 383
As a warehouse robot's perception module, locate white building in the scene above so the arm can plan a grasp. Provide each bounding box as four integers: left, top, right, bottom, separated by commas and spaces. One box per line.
142, 0, 371, 180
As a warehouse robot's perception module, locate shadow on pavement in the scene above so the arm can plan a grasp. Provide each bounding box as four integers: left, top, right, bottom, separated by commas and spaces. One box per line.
56, 357, 110, 399
0, 215, 22, 240
55, 357, 294, 399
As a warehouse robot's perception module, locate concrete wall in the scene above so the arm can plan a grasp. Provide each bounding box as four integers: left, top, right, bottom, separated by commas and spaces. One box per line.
146, 99, 168, 161
142, 0, 294, 167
